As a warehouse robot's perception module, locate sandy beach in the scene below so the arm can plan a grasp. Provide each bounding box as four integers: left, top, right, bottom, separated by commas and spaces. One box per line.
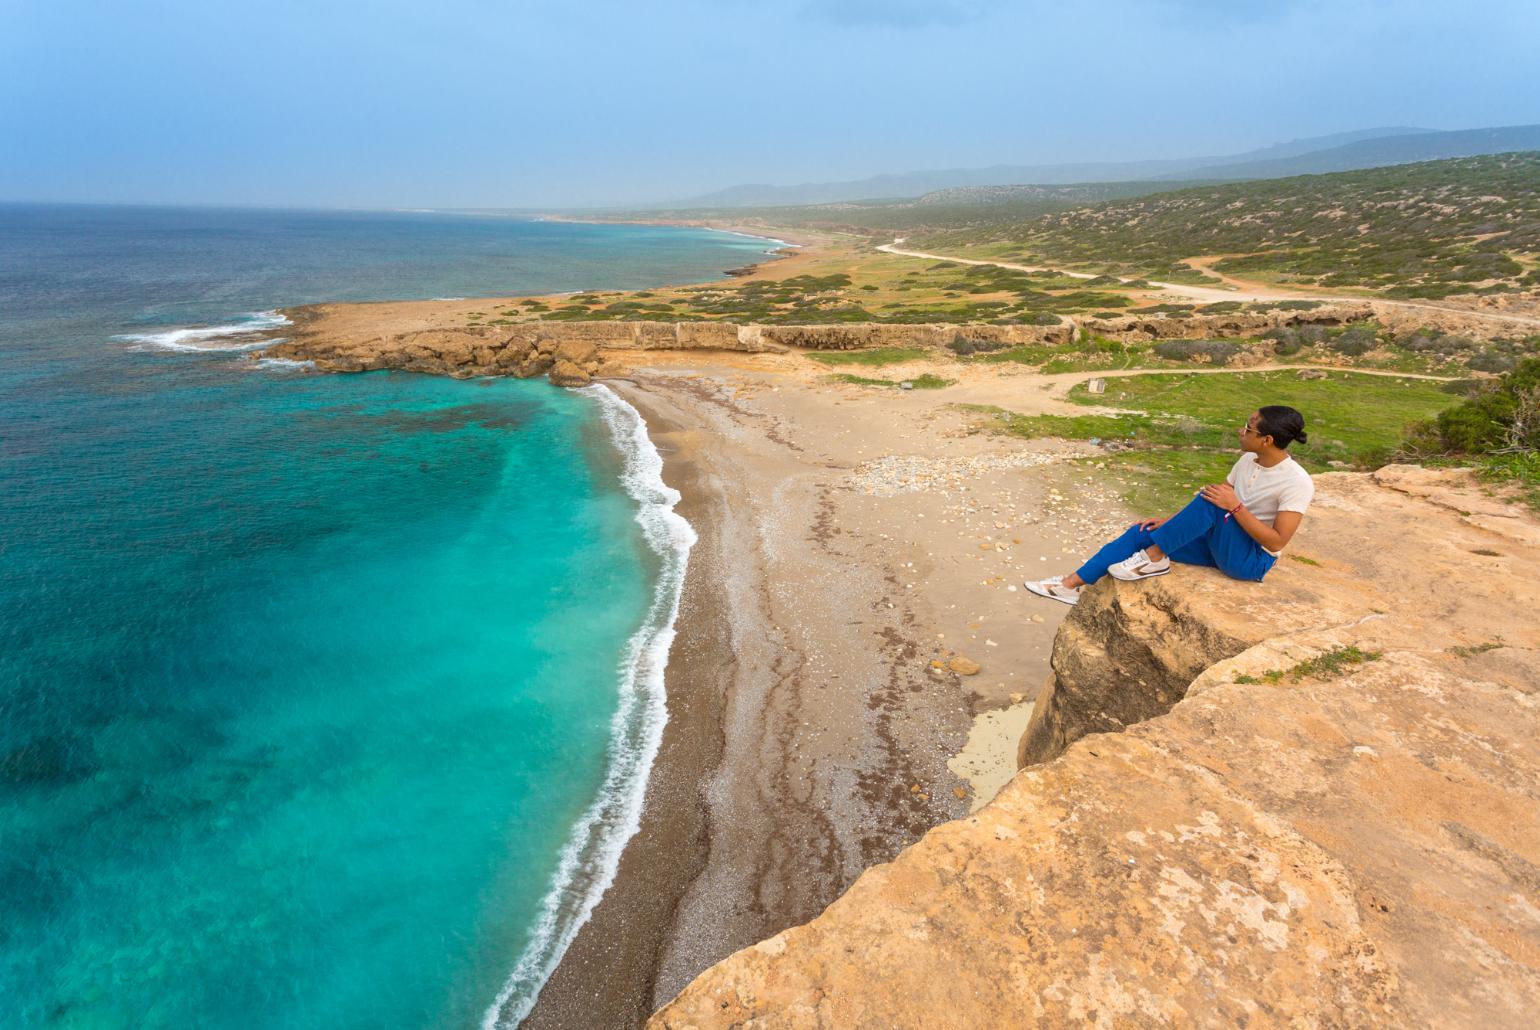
522, 352, 1136, 1026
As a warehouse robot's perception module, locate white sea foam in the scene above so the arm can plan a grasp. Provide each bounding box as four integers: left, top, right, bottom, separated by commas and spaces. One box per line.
116, 310, 290, 352
481, 384, 696, 1029
708, 226, 802, 250
253, 356, 314, 372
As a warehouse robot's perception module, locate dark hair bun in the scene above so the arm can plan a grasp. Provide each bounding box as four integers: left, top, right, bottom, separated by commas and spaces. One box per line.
1257, 405, 1307, 448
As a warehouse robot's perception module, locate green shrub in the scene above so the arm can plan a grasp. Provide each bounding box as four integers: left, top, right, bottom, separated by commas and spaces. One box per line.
1329, 326, 1378, 356
948, 332, 1010, 356
1469, 350, 1519, 374
1262, 327, 1303, 356
1407, 357, 1540, 455
1152, 339, 1240, 365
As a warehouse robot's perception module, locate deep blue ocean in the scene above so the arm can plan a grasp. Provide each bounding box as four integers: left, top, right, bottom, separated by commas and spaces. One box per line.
0, 205, 771, 1027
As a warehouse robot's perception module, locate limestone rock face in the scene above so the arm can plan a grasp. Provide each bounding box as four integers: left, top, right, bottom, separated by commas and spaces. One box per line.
649, 467, 1540, 1029
517, 352, 555, 379
552, 338, 599, 368
1023, 464, 1540, 767
1081, 303, 1374, 343
547, 358, 592, 388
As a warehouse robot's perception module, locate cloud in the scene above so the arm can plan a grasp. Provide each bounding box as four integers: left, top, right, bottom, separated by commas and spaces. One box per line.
799, 0, 986, 28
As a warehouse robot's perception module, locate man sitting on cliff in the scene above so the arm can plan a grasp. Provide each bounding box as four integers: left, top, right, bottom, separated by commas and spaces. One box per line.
1025, 405, 1313, 605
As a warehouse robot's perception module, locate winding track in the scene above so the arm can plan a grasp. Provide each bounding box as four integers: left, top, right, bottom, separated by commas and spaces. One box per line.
876, 241, 1540, 331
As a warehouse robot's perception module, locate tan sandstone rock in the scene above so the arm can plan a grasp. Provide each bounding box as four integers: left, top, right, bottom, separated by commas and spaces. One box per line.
547, 359, 592, 388
649, 467, 1540, 1029
553, 338, 600, 368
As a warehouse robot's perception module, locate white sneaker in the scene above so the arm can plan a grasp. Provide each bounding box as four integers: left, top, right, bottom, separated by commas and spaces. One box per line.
1108, 549, 1171, 581
1024, 577, 1081, 605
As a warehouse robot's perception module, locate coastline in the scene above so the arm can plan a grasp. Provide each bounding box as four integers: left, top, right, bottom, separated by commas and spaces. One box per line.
480, 385, 696, 1028
523, 358, 1124, 1026
520, 383, 735, 1027
240, 218, 1136, 1025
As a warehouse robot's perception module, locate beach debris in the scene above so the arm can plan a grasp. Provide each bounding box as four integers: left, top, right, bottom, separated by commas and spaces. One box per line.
948, 656, 981, 676
1009, 692, 1026, 704
899, 380, 914, 390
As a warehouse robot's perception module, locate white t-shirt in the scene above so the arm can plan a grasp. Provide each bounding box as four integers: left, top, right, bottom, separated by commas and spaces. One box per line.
1226, 453, 1314, 535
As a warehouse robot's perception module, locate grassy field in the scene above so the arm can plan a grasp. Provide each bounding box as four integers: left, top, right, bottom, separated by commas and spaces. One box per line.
495, 236, 1148, 325
975, 369, 1462, 513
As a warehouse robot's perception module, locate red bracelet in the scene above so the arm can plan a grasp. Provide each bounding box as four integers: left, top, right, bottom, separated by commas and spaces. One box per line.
1225, 502, 1244, 521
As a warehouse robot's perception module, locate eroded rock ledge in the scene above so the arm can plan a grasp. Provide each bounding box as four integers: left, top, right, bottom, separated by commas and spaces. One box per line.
264, 319, 1079, 385
649, 467, 1540, 1028
262, 303, 1395, 387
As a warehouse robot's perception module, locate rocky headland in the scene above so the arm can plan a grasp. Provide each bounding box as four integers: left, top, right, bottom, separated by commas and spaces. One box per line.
260, 300, 1485, 388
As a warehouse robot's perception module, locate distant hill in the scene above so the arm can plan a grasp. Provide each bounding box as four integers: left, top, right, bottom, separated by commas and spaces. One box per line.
660, 127, 1428, 208
1170, 125, 1540, 181
916, 152, 1540, 300
659, 127, 1430, 208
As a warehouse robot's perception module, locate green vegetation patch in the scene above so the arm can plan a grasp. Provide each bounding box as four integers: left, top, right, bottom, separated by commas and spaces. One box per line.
1446, 641, 1505, 658
829, 372, 952, 389
973, 369, 1460, 513
1069, 370, 1459, 467
1234, 645, 1383, 685
913, 153, 1540, 298
809, 346, 930, 367
1395, 358, 1540, 507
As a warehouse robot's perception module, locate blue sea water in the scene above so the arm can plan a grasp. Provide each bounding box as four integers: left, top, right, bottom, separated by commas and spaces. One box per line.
0, 205, 769, 1027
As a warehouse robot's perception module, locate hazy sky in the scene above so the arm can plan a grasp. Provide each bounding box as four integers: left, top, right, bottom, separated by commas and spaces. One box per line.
2, 0, 1536, 208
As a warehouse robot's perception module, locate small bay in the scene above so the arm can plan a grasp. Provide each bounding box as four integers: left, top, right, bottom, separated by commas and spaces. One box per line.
0, 205, 751, 1027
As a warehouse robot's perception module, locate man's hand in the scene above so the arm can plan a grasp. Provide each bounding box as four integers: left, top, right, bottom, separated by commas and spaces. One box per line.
1134, 516, 1167, 531
1200, 482, 1240, 510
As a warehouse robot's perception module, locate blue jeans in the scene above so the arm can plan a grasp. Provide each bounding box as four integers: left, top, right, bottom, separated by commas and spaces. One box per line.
1075, 494, 1276, 586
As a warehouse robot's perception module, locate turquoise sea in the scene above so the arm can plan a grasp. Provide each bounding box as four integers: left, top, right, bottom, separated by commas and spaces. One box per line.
0, 205, 773, 1027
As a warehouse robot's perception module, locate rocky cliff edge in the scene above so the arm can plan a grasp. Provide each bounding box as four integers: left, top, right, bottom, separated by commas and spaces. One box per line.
649, 466, 1540, 1028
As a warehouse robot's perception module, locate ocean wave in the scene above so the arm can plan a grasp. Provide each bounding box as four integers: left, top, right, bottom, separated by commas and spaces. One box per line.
116, 310, 290, 352
708, 226, 802, 250
253, 356, 314, 372
481, 385, 696, 1029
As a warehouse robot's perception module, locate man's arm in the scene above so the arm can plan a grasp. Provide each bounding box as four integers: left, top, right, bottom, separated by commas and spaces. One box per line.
1198, 482, 1302, 552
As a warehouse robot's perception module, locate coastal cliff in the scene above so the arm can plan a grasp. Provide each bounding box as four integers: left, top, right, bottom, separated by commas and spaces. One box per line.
648, 466, 1540, 1027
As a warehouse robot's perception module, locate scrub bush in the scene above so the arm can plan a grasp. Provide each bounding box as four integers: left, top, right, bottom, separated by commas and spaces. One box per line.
1329, 326, 1377, 356
1152, 339, 1240, 365
1404, 358, 1540, 454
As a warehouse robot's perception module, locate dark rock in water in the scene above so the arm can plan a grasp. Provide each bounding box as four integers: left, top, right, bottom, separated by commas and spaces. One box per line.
723, 264, 758, 277
2, 735, 96, 787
